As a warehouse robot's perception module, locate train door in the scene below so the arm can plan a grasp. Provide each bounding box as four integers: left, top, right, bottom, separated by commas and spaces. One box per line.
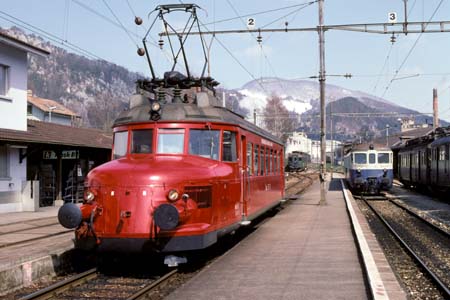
240, 135, 249, 223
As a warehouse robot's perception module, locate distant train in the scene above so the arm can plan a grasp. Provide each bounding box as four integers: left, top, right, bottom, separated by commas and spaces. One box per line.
343, 144, 393, 194
396, 126, 450, 193
286, 151, 310, 172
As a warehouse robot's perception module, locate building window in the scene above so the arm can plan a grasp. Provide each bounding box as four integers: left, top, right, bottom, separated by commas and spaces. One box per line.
0, 65, 10, 96
0, 145, 9, 178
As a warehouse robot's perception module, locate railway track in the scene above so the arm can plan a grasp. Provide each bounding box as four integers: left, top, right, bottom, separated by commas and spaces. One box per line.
362, 195, 450, 298
285, 171, 317, 197
20, 268, 178, 300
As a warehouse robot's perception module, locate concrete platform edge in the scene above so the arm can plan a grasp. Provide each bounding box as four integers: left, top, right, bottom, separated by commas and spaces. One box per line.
341, 179, 389, 300
0, 244, 75, 296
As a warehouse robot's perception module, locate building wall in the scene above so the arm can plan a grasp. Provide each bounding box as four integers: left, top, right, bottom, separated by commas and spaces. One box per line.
30, 105, 72, 126
0, 146, 27, 212
0, 43, 27, 131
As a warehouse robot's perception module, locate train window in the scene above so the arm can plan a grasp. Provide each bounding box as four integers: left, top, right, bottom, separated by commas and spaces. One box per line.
157, 128, 185, 154
222, 131, 237, 162
131, 129, 153, 154
247, 143, 253, 175
378, 152, 390, 164
273, 150, 278, 174
440, 146, 446, 161
270, 149, 274, 173
254, 145, 259, 175
369, 153, 376, 164
189, 129, 220, 160
113, 131, 128, 159
266, 149, 270, 174
260, 147, 265, 175
354, 153, 367, 164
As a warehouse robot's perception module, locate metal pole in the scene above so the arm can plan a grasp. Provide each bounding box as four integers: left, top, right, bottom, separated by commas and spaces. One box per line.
330, 109, 333, 179
318, 0, 327, 205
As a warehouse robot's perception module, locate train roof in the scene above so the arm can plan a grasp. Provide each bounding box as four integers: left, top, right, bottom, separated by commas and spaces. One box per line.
393, 126, 450, 150
344, 143, 391, 154
113, 91, 283, 146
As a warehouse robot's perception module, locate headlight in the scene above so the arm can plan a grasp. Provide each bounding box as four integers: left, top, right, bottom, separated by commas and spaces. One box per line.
84, 190, 95, 202
151, 101, 161, 112
167, 189, 179, 201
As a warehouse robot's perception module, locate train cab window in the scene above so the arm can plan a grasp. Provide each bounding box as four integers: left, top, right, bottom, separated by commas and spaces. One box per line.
113, 131, 128, 159
378, 152, 390, 164
254, 145, 259, 175
354, 153, 367, 164
222, 131, 237, 162
247, 143, 253, 175
131, 129, 153, 154
157, 128, 185, 154
369, 153, 376, 164
189, 129, 220, 160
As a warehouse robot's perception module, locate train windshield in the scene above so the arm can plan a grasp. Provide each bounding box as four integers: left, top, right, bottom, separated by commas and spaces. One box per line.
157, 129, 185, 154
369, 153, 376, 164
113, 131, 128, 159
189, 129, 220, 160
354, 153, 367, 164
378, 152, 390, 163
131, 129, 153, 154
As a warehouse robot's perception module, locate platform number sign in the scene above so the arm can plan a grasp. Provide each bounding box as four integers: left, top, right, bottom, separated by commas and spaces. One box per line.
388, 12, 397, 23
247, 18, 255, 29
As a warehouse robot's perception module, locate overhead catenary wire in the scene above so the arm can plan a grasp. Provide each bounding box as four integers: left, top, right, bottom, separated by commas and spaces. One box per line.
0, 10, 104, 61
381, 0, 445, 99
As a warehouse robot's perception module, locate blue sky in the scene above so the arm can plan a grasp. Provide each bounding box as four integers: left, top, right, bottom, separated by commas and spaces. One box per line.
1, 0, 450, 119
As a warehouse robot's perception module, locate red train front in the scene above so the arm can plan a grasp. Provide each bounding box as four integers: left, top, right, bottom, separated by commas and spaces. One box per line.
58, 76, 285, 261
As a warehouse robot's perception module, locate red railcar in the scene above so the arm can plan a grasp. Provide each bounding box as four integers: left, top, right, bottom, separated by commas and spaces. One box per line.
58, 78, 285, 260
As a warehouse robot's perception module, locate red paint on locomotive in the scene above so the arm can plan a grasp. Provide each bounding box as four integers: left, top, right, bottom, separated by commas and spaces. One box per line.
59, 89, 284, 254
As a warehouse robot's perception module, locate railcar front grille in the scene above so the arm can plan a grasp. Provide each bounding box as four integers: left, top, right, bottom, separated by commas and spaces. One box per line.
184, 186, 212, 208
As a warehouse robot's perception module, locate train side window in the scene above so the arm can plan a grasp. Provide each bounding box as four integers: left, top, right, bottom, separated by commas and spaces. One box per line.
378, 152, 390, 164
270, 149, 274, 174
222, 131, 237, 162
273, 150, 278, 174
354, 153, 367, 164
369, 153, 376, 164
254, 145, 259, 175
439, 146, 445, 161
157, 128, 185, 154
188, 129, 220, 159
260, 147, 265, 175
247, 143, 253, 175
266, 149, 270, 174
131, 129, 153, 154
113, 131, 128, 159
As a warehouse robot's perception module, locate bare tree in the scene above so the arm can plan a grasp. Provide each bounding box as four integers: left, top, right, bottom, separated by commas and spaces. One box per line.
262, 94, 299, 142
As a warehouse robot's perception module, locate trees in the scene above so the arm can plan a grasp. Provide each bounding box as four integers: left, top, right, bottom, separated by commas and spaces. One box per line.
262, 94, 299, 142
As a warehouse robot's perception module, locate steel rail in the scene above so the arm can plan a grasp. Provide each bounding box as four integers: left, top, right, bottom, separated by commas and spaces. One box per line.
384, 196, 450, 237
363, 198, 450, 298
20, 268, 98, 300
0, 217, 56, 228
0, 230, 73, 249
0, 222, 61, 236
127, 269, 178, 300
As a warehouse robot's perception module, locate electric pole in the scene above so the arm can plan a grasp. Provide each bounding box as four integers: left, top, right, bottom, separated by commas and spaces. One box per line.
318, 0, 327, 205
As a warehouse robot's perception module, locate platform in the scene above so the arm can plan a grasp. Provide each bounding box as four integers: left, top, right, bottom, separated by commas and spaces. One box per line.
0, 206, 75, 295
167, 177, 407, 300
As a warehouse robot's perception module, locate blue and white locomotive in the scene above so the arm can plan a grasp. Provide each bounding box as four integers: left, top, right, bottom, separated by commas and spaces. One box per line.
343, 144, 393, 194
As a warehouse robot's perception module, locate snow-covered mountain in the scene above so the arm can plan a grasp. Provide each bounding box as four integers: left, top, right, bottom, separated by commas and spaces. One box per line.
236, 77, 394, 115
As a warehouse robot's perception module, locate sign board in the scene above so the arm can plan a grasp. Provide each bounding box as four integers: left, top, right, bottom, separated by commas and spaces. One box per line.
62, 150, 79, 159
43, 150, 57, 160
388, 12, 397, 23
43, 150, 79, 159
247, 18, 255, 29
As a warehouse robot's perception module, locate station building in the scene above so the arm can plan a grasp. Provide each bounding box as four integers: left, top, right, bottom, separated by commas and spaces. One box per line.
0, 31, 112, 213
